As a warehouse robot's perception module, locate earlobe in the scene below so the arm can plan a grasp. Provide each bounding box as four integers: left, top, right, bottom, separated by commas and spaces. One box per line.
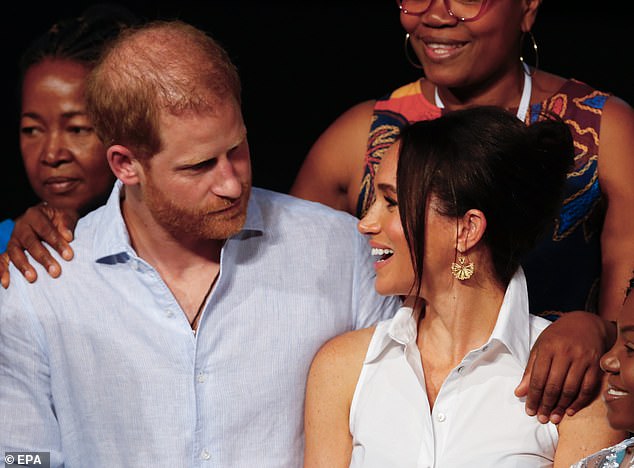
107, 145, 142, 185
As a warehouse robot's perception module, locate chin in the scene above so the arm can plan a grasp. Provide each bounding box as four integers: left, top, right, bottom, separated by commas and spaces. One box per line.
607, 409, 634, 433
374, 282, 409, 298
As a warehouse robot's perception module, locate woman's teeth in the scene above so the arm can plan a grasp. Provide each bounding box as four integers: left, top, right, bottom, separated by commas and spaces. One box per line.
371, 248, 394, 261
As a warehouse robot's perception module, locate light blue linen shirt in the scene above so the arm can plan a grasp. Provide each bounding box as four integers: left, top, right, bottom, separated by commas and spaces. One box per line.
0, 182, 399, 468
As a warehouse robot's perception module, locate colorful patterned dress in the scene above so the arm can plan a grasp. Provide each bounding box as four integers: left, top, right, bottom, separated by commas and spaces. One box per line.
359, 79, 609, 316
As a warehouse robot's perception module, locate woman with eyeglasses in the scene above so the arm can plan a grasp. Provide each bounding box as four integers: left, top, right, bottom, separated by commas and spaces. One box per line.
292, 0, 633, 321
303, 106, 625, 468
292, 0, 634, 426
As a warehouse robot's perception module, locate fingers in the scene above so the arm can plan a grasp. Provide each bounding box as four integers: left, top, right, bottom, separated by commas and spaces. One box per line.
2, 204, 78, 285
521, 347, 552, 420
538, 358, 586, 424
520, 347, 574, 424
0, 253, 9, 288
514, 349, 535, 399
564, 363, 602, 417
36, 205, 74, 261
5, 240, 38, 282
9, 204, 74, 279
520, 346, 602, 425
53, 208, 79, 245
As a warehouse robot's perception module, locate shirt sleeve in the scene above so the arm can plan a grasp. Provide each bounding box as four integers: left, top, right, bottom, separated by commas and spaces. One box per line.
0, 284, 64, 467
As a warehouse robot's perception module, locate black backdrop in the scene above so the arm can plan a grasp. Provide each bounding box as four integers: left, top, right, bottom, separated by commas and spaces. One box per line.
2, 1, 631, 219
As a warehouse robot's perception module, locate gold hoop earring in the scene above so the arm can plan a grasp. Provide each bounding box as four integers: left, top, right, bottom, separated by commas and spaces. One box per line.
451, 254, 475, 280
404, 33, 424, 70
520, 31, 539, 76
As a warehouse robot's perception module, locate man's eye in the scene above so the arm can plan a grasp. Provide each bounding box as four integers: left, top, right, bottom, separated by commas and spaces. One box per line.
68, 126, 94, 135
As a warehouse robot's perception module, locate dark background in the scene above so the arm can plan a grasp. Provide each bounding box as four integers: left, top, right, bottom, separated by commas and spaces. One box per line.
1, 1, 631, 219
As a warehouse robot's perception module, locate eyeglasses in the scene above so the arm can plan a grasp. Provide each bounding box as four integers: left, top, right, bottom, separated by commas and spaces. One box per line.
396, 0, 490, 22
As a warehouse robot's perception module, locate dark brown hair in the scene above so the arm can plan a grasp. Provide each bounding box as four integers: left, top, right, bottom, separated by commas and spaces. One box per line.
397, 106, 574, 290
19, 4, 138, 84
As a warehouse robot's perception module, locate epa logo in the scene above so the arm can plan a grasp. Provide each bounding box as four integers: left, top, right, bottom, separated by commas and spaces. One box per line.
4, 452, 50, 467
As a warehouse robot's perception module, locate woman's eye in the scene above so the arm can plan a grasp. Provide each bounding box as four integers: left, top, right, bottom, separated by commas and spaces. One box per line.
20, 126, 41, 136
384, 196, 398, 208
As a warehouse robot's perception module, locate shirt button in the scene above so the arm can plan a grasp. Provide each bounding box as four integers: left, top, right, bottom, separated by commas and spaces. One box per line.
482, 345, 489, 352
197, 372, 206, 383
165, 309, 175, 318
200, 449, 210, 460
437, 412, 446, 422
457, 366, 464, 374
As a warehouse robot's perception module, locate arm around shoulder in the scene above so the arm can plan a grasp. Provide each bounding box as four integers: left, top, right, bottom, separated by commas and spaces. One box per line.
290, 100, 377, 213
304, 327, 374, 468
597, 96, 634, 320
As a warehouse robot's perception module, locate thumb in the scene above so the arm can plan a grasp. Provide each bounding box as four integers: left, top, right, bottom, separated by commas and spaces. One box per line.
514, 351, 536, 397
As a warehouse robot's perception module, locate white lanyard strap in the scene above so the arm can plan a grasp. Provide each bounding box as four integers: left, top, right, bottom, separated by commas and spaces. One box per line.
434, 63, 532, 122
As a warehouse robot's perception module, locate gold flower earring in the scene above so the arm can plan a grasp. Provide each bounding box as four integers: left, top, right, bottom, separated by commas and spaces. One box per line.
451, 252, 474, 280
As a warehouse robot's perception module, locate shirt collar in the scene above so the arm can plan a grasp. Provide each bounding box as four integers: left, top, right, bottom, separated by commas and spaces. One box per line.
92, 180, 132, 261
365, 306, 417, 363
238, 187, 264, 235
364, 268, 531, 367
91, 181, 265, 262
487, 267, 532, 367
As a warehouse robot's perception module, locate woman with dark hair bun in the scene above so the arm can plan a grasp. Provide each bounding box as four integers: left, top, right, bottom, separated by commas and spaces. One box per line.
0, 4, 137, 253
304, 106, 625, 467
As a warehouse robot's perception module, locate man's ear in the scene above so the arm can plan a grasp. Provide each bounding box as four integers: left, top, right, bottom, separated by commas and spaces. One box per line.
107, 145, 144, 185
456, 209, 487, 253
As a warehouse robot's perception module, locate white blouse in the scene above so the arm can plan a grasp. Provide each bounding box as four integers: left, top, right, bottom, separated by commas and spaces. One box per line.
349, 269, 558, 467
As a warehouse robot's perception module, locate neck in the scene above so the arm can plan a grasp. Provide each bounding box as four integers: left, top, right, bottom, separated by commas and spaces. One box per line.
416, 273, 505, 364
431, 63, 530, 113
414, 275, 505, 410
120, 189, 223, 325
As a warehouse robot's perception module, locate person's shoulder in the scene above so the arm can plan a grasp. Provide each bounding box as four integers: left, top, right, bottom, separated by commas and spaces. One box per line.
252, 187, 359, 226
310, 325, 376, 377
528, 313, 553, 338
533, 70, 605, 100
68, 202, 112, 252
601, 93, 634, 123
384, 79, 424, 100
